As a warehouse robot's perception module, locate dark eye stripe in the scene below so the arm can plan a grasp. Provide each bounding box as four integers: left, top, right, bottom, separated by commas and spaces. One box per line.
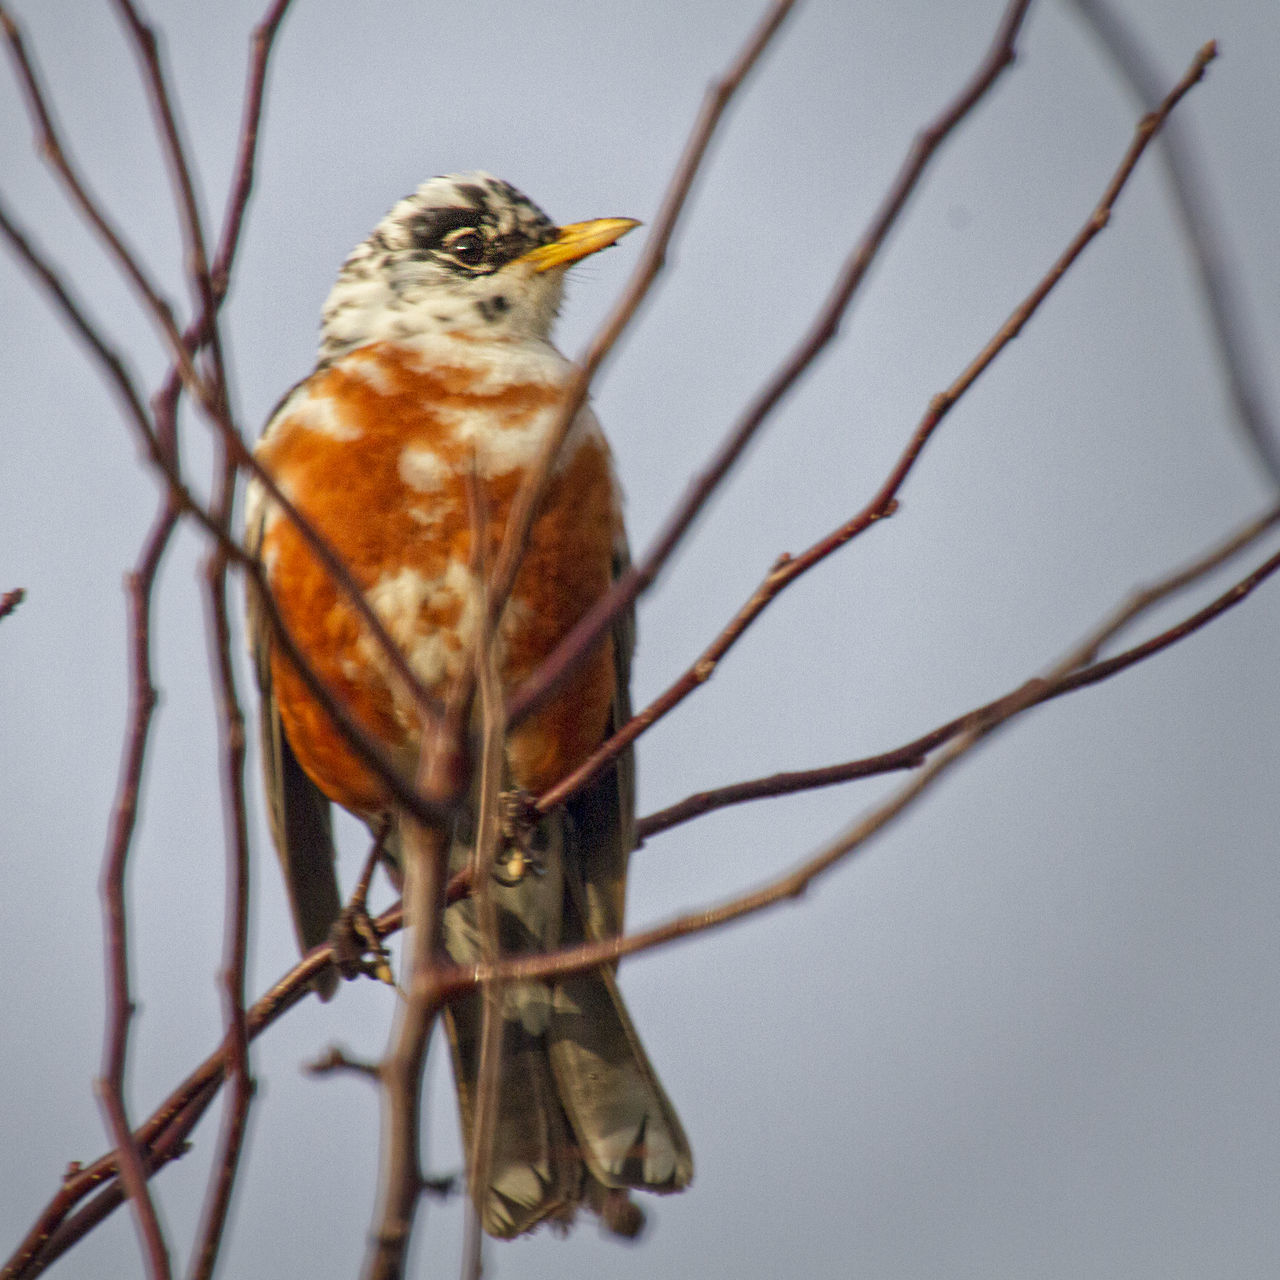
409, 206, 482, 250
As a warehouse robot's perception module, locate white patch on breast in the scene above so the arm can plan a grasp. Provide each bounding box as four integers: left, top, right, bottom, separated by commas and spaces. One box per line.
405, 504, 441, 529
344, 351, 397, 394
397, 444, 449, 493
432, 400, 604, 481
360, 560, 489, 721
288, 388, 363, 440
399, 331, 571, 394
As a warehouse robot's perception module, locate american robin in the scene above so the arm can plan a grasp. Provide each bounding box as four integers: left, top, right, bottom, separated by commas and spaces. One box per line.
244, 173, 692, 1237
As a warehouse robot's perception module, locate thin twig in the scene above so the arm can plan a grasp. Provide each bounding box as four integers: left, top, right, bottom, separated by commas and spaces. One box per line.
639, 501, 1280, 837
210, 0, 293, 297
0, 586, 26, 620
0, 197, 160, 455
1066, 0, 1280, 485
0, 4, 211, 405
305, 1047, 382, 1081
363, 680, 473, 1280
544, 0, 1209, 815
456, 523, 1280, 997
95, 505, 180, 1280
102, 7, 262, 1270
2, 5, 437, 732
110, 0, 219, 336
484, 0, 802, 699
460, 468, 506, 1280
509, 0, 1035, 730
189, 546, 254, 1280
364, 824, 451, 1280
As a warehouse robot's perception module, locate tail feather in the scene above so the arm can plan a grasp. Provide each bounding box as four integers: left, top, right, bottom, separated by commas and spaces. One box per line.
549, 967, 693, 1191
442, 1003, 580, 1238
441, 807, 692, 1238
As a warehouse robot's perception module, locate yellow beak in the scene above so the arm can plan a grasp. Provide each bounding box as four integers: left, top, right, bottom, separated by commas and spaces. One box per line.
518, 217, 640, 272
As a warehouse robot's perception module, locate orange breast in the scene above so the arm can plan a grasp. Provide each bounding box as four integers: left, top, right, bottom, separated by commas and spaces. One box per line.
253, 340, 621, 814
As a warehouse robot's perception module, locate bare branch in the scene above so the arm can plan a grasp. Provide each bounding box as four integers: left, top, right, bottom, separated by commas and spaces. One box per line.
458, 514, 1280, 996
0, 586, 26, 620
1067, 0, 1280, 486
211, 0, 293, 296
189, 542, 255, 1280
95, 504, 180, 1280
0, 4, 211, 404
364, 817, 452, 1280
508, 0, 1035, 730
0, 197, 160, 455
110, 0, 219, 331
485, 0, 803, 687
305, 1047, 381, 1082
639, 501, 1280, 837
363, 659, 474, 1279
536, 17, 1207, 817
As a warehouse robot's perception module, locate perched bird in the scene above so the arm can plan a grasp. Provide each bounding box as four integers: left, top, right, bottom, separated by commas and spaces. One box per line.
245, 173, 692, 1237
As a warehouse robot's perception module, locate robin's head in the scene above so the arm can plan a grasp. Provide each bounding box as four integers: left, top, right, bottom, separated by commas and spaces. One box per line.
318, 172, 637, 360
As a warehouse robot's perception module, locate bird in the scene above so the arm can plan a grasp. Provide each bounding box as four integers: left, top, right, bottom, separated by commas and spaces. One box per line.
244, 172, 692, 1238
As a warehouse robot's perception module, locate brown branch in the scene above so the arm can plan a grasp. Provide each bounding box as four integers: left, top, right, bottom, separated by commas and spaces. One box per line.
101, 7, 260, 1271
305, 1047, 381, 1081
95, 503, 180, 1280
453, 512, 1280, 998
640, 501, 1280, 837
189, 546, 254, 1280
460, 472, 506, 1279
4, 908, 341, 1280
2, 6, 438, 736
210, 0, 293, 297
0, 4, 212, 407
538, 8, 1196, 817
1067, 0, 1280, 486
363, 824, 451, 1280
509, 0, 1035, 731
485, 0, 802, 695
110, 0, 219, 333
0, 197, 160, 456
364, 651, 474, 1278
0, 587, 25, 620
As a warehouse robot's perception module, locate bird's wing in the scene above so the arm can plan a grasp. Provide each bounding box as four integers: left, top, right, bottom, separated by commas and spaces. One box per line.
245, 461, 343, 998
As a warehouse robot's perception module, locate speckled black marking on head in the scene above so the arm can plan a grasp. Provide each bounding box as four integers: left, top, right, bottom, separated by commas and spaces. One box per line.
387, 174, 558, 280
475, 293, 512, 324
318, 173, 575, 358
409, 206, 480, 252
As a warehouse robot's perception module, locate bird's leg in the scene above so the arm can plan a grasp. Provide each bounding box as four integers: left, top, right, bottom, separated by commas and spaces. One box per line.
493, 789, 547, 885
330, 821, 395, 985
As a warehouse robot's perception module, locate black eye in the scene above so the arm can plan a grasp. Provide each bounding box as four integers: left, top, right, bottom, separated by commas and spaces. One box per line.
443, 229, 486, 267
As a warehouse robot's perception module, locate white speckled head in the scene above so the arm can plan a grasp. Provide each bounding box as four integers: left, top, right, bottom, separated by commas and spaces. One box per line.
319, 173, 572, 360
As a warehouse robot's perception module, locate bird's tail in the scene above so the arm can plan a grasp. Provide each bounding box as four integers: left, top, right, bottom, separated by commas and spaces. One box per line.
441, 815, 692, 1239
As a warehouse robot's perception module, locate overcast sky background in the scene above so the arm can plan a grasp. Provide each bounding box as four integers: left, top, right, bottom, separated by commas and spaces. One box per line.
3, 1, 1279, 1277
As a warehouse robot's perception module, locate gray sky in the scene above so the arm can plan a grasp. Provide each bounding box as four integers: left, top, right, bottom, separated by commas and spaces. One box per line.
3, 1, 1279, 1277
